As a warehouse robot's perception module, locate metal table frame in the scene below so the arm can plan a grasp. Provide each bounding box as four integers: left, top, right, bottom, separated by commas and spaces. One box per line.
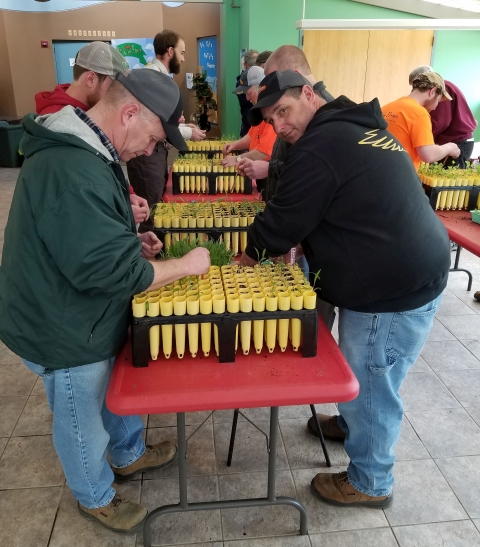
144, 407, 307, 547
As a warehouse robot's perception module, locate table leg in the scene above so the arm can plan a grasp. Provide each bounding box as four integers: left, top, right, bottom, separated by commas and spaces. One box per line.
449, 245, 473, 291
143, 409, 308, 547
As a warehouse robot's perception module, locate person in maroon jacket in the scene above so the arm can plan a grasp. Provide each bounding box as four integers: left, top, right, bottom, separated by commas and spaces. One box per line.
409, 66, 477, 168
35, 42, 151, 225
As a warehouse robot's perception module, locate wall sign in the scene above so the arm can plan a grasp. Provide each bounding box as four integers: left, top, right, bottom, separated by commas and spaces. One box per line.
198, 36, 217, 94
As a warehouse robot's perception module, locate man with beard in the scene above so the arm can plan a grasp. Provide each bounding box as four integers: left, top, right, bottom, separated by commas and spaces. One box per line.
127, 29, 206, 232
381, 71, 460, 171
35, 41, 150, 225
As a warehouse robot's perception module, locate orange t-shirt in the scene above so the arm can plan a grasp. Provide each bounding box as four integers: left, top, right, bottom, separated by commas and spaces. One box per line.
247, 121, 277, 159
381, 97, 434, 171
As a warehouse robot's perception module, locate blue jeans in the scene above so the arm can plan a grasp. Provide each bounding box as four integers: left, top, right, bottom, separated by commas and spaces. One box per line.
336, 293, 442, 497
23, 358, 145, 509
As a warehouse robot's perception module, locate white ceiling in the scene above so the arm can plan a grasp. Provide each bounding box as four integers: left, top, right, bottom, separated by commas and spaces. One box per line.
351, 0, 480, 18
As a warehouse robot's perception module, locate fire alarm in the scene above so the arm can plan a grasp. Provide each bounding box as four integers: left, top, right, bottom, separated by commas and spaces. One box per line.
40, 40, 48, 48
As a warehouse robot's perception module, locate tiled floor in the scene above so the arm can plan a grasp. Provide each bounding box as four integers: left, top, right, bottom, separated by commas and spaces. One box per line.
1, 166, 480, 546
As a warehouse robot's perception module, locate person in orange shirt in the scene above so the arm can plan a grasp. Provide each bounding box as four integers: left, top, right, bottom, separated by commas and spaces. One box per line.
381, 72, 460, 171
222, 65, 277, 194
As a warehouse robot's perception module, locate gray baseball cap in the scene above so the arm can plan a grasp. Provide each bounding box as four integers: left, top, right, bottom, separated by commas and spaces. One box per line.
75, 41, 129, 79
116, 70, 187, 151
232, 66, 265, 94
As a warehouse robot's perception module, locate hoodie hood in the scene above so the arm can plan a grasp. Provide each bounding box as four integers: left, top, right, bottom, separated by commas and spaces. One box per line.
308, 96, 388, 132
35, 84, 88, 115
20, 106, 114, 162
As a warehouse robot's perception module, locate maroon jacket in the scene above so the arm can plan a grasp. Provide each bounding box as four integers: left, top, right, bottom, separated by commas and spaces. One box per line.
430, 81, 477, 145
35, 84, 88, 115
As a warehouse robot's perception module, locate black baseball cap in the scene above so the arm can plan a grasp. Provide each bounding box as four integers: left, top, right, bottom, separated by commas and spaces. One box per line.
247, 70, 311, 127
116, 70, 187, 151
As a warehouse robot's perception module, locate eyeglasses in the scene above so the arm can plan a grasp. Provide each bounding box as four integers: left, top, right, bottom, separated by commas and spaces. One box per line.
162, 140, 169, 150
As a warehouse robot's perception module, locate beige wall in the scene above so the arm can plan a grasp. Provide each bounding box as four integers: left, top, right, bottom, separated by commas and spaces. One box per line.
0, 3, 220, 135
1, 3, 164, 115
0, 11, 16, 116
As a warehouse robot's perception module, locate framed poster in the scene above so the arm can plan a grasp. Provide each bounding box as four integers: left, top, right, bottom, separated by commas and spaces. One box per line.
198, 36, 218, 125
112, 38, 155, 70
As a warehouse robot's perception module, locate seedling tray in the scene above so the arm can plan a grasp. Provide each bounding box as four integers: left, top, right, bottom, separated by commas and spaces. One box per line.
131, 308, 318, 367
422, 183, 480, 211
172, 171, 252, 195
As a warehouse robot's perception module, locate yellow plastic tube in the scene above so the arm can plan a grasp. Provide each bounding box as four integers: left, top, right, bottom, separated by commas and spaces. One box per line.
160, 297, 173, 359
200, 295, 213, 357
223, 216, 231, 251
188, 216, 197, 244
184, 165, 190, 193
252, 293, 265, 354
163, 216, 172, 251
132, 297, 147, 318
277, 291, 290, 352
213, 294, 226, 356
201, 165, 207, 193
147, 296, 161, 360
239, 293, 253, 355
303, 290, 317, 310
227, 293, 240, 352
239, 215, 248, 252
186, 296, 199, 358
231, 215, 240, 255
265, 293, 278, 353
290, 291, 303, 352
173, 296, 187, 359
180, 216, 189, 241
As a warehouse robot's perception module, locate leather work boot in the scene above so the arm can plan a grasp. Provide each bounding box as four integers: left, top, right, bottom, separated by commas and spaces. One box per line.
311, 472, 393, 508
307, 414, 346, 442
112, 441, 177, 483
78, 495, 147, 534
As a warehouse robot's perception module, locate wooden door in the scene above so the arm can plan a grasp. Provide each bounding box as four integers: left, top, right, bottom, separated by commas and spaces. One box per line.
303, 30, 370, 104
303, 29, 433, 106
364, 30, 434, 106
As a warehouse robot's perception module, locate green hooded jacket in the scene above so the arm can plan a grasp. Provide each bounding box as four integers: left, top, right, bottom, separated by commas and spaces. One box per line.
0, 108, 154, 369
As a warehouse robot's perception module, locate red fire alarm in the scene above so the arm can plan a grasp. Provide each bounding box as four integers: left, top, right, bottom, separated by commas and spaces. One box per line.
40, 40, 48, 48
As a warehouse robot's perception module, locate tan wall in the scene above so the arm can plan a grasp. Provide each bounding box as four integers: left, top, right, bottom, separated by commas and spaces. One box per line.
0, 11, 16, 116
1, 2, 164, 116
163, 3, 220, 137
0, 2, 220, 136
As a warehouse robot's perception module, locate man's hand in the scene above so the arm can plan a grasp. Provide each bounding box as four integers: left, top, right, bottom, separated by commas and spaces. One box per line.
239, 252, 258, 266
223, 142, 237, 155
138, 232, 163, 259
190, 127, 207, 141
237, 157, 269, 179
178, 115, 186, 124
130, 194, 150, 224
444, 142, 461, 159
181, 247, 211, 276
221, 155, 238, 168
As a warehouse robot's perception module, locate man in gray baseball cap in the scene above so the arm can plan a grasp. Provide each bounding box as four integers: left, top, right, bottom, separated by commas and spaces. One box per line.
237, 48, 260, 136
2, 67, 210, 534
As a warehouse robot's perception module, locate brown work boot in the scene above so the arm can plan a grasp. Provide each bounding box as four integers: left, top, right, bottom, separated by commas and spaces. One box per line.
112, 441, 177, 483
307, 414, 346, 442
78, 495, 147, 534
311, 472, 393, 508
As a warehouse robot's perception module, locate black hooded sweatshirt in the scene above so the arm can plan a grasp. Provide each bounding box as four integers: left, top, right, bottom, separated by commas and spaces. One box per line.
245, 97, 450, 313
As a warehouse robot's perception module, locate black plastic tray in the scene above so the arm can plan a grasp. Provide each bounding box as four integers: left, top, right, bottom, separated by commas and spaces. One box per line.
422, 183, 480, 211
131, 308, 318, 366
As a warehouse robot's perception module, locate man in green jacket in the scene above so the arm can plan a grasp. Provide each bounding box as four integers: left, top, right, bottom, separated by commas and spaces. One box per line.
0, 69, 210, 534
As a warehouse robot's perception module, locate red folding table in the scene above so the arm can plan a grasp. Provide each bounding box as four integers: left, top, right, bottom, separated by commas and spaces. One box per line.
436, 210, 480, 290
107, 316, 358, 545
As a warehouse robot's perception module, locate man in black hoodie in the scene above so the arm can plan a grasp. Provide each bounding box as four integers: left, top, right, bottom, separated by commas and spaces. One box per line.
241, 71, 450, 508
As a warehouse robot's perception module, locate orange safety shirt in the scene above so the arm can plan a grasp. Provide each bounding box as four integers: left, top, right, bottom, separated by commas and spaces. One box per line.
247, 121, 277, 159
381, 97, 434, 171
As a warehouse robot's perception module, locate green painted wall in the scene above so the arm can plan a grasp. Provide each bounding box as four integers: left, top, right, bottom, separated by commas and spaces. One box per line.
432, 30, 480, 142
220, 0, 424, 137
219, 2, 241, 138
